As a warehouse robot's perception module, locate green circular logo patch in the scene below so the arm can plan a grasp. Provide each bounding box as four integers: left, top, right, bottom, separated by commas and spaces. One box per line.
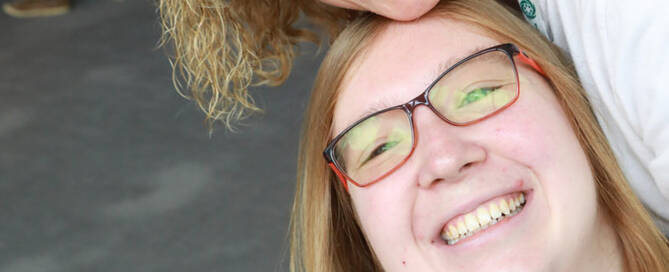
520, 0, 536, 19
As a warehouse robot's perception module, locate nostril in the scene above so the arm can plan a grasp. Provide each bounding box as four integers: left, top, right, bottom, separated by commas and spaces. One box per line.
461, 162, 474, 171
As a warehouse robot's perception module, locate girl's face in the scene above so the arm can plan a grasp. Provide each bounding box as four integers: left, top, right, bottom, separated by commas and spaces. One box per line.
331, 17, 605, 271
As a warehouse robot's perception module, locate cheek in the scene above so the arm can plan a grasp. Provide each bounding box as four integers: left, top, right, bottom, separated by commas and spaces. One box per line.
351, 190, 388, 228
504, 76, 592, 179
349, 179, 417, 262
492, 88, 599, 245
492, 85, 589, 179
489, 114, 557, 168
351, 182, 413, 233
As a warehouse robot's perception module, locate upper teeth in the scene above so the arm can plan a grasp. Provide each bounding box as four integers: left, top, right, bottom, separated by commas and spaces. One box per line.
441, 192, 526, 245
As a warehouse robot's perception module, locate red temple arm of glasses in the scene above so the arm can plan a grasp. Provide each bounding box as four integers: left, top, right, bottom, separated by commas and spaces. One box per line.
517, 51, 546, 76
329, 162, 349, 191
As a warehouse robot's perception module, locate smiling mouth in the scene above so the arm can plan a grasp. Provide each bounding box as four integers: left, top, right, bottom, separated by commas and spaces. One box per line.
441, 192, 526, 245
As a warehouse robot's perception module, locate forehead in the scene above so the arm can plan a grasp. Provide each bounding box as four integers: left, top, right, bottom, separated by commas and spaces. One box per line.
332, 17, 499, 134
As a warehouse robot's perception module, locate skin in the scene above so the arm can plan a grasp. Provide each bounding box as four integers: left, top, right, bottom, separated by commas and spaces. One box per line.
331, 16, 624, 271
319, 0, 438, 21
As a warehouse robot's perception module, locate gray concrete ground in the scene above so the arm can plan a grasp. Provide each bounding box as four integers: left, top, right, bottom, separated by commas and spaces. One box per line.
0, 0, 321, 271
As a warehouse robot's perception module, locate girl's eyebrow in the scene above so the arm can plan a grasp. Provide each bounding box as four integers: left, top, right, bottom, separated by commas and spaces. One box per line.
430, 45, 493, 80
354, 99, 396, 123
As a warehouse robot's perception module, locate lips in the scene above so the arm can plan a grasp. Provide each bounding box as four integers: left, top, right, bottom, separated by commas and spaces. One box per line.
441, 192, 526, 245
424, 170, 536, 249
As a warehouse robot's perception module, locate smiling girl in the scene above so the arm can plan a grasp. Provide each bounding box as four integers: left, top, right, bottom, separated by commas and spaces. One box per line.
291, 1, 669, 271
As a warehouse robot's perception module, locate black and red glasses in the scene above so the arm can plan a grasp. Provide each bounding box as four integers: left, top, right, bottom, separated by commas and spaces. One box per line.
323, 43, 544, 190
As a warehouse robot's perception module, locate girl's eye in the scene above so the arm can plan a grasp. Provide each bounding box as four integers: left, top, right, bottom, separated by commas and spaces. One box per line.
361, 141, 400, 166
458, 86, 501, 108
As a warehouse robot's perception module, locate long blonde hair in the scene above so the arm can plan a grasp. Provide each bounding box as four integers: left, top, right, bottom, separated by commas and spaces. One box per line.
290, 1, 669, 271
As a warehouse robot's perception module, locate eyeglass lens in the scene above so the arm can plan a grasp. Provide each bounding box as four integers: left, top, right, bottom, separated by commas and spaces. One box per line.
333, 50, 518, 186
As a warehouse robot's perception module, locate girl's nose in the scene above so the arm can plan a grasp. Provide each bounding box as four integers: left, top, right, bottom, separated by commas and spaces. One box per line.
410, 106, 487, 189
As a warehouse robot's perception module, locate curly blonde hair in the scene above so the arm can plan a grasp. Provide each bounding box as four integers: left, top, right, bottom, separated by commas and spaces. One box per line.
158, 0, 355, 129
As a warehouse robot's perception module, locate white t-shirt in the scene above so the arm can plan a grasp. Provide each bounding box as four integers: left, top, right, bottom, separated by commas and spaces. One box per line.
516, 0, 669, 234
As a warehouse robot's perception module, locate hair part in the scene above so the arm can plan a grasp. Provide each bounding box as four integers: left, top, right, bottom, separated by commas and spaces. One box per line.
291, 1, 669, 271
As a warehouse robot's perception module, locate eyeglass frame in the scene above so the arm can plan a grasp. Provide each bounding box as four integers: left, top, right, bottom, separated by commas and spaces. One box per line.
323, 43, 545, 191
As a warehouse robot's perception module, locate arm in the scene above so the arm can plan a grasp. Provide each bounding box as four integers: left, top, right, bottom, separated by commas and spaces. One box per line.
604, 0, 669, 200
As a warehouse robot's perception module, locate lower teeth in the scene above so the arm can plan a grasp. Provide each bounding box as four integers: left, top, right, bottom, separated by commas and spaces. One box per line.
446, 203, 524, 245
